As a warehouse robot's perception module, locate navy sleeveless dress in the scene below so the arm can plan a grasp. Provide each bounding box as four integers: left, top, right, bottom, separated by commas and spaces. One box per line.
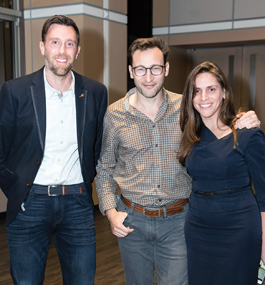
185, 126, 265, 285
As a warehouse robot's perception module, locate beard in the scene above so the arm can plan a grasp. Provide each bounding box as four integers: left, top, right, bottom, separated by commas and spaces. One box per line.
44, 53, 74, 77
134, 78, 164, 99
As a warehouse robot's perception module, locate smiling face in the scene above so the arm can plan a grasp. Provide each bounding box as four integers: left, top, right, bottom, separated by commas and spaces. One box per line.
128, 47, 169, 100
39, 24, 81, 78
193, 72, 225, 124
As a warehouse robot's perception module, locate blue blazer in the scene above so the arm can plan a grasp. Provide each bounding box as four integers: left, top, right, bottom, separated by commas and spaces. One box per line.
0, 67, 108, 225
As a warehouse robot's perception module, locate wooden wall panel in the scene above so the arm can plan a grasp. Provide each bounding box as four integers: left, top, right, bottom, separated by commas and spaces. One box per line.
109, 0, 127, 14
168, 27, 265, 47
108, 21, 127, 104
24, 0, 103, 9
82, 16, 104, 83
234, 0, 265, 19
153, 0, 169, 27
25, 19, 47, 73
169, 0, 233, 25
24, 20, 32, 75
164, 47, 189, 95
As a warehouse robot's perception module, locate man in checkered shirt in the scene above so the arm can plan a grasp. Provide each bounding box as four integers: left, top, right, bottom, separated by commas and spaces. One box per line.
95, 37, 259, 285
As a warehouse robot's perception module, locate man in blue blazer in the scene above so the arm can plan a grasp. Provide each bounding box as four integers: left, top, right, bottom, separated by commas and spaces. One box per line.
0, 15, 107, 284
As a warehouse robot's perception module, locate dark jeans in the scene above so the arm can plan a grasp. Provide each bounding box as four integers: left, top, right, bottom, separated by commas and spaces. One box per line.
117, 199, 188, 285
6, 185, 96, 285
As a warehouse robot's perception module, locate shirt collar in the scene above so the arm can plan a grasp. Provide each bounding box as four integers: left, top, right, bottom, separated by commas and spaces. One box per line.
44, 70, 75, 98
124, 87, 168, 112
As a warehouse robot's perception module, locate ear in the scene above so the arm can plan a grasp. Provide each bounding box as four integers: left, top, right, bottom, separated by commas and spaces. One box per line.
129, 65, 134, 79
75, 46, 81, 59
39, 41, 45, 56
165, 62, 170, 77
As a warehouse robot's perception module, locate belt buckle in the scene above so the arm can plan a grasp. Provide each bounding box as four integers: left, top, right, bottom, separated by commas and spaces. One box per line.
143, 207, 160, 217
48, 185, 60, 196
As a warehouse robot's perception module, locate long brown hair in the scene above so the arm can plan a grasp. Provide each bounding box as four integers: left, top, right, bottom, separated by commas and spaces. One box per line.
178, 61, 237, 166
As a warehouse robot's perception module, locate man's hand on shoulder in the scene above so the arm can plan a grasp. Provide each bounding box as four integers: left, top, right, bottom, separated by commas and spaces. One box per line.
106, 208, 134, 238
235, 110, 261, 129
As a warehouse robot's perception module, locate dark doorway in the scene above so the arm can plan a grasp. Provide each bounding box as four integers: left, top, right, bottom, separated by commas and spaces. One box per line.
127, 0, 153, 90
0, 20, 13, 88
0, 0, 13, 8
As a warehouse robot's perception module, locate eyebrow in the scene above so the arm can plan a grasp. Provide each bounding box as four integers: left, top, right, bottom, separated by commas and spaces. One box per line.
196, 85, 218, 88
50, 37, 76, 43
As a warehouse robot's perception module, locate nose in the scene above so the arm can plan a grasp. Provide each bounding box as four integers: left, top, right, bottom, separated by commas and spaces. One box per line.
145, 68, 153, 82
59, 43, 67, 54
201, 90, 208, 101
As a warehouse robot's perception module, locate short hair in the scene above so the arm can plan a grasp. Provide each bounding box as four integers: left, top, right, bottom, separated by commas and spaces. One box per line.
41, 15, 80, 46
128, 37, 169, 65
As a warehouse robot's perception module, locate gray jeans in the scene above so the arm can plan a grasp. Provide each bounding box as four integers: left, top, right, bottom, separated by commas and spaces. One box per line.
117, 199, 189, 285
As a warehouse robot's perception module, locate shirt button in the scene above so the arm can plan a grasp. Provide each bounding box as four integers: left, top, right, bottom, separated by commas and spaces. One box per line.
157, 185, 160, 188
155, 144, 158, 147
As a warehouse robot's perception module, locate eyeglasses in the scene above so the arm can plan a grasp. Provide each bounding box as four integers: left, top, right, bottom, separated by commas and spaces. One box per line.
132, 65, 165, 77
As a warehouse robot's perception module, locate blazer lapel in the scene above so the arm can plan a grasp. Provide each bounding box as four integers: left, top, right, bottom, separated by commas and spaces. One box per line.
30, 68, 46, 151
75, 73, 86, 163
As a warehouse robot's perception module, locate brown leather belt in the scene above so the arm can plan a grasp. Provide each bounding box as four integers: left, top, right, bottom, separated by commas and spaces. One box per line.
121, 195, 189, 217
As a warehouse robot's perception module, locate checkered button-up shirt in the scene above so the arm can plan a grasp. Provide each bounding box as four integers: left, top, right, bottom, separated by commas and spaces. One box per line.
95, 88, 192, 214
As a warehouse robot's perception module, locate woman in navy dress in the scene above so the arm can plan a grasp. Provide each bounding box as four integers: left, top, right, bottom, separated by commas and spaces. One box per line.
178, 61, 265, 285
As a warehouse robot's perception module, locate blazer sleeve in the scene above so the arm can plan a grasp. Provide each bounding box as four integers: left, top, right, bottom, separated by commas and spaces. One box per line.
0, 81, 16, 195
94, 85, 108, 168
244, 129, 265, 211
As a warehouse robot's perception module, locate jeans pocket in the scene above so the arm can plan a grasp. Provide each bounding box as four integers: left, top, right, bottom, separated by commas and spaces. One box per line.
20, 191, 33, 211
74, 190, 93, 207
117, 200, 132, 224
117, 199, 129, 213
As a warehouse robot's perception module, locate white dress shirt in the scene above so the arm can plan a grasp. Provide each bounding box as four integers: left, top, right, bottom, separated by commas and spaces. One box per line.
34, 71, 83, 185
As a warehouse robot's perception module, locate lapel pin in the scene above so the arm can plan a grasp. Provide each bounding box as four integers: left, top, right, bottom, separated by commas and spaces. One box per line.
79, 93, 85, 97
